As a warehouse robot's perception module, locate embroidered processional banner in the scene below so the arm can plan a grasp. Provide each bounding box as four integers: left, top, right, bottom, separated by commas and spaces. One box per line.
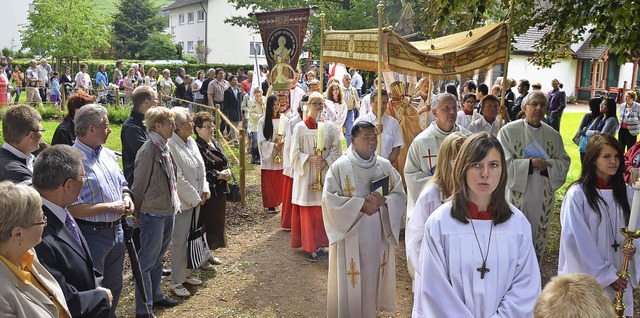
255, 8, 310, 114
322, 23, 508, 80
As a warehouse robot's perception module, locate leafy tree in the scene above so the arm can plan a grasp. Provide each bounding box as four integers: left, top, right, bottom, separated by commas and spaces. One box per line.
139, 33, 177, 60
112, 0, 166, 59
224, 0, 412, 59
417, 0, 640, 67
20, 0, 110, 58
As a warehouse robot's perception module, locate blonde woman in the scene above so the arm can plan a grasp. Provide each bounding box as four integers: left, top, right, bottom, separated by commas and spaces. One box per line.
0, 182, 71, 318
406, 132, 467, 281
159, 69, 174, 107
122, 68, 136, 105
144, 67, 158, 92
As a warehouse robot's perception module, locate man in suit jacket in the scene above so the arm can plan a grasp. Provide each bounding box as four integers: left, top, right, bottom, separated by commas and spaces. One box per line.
32, 145, 112, 318
222, 75, 244, 146
0, 104, 43, 184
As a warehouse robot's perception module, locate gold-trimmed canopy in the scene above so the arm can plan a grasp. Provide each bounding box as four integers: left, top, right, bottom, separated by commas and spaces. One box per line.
322, 23, 508, 80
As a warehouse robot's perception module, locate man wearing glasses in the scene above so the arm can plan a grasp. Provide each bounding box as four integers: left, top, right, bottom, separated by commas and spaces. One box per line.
0, 104, 43, 185
34, 145, 113, 318
497, 90, 570, 260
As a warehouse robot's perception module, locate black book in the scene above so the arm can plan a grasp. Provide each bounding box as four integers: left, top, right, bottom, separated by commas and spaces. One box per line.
370, 175, 389, 196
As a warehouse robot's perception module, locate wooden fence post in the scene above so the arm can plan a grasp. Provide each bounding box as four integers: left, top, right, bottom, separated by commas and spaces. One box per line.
239, 128, 246, 206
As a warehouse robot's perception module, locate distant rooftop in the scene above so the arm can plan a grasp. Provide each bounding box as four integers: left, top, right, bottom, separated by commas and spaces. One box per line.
164, 0, 203, 11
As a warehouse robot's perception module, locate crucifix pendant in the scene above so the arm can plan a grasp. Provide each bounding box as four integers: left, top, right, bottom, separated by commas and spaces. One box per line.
612, 240, 620, 252
477, 260, 490, 279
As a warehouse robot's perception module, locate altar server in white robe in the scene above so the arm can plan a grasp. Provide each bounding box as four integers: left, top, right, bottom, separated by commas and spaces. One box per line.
467, 95, 505, 136
281, 94, 306, 229
558, 134, 639, 317
325, 82, 348, 141
404, 93, 471, 222
497, 91, 570, 259
456, 93, 479, 130
413, 133, 541, 318
354, 88, 403, 163
290, 91, 342, 261
322, 121, 406, 317
406, 132, 467, 281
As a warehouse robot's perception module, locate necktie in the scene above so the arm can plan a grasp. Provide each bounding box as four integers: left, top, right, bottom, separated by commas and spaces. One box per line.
64, 212, 83, 247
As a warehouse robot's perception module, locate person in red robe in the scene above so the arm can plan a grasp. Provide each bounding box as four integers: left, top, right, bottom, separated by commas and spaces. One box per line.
258, 95, 287, 212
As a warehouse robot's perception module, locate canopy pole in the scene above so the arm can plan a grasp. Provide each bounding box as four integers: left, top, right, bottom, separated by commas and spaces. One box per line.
498, 0, 514, 131
422, 74, 433, 126
376, 1, 384, 155
319, 12, 326, 93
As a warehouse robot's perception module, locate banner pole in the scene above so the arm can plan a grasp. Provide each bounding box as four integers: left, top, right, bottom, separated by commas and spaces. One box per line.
376, 2, 384, 156
319, 12, 326, 93
498, 1, 514, 131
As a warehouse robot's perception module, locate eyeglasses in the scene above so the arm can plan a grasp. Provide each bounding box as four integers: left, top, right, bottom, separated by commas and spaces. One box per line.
78, 173, 88, 182
309, 102, 324, 107
528, 101, 546, 109
32, 128, 46, 133
30, 215, 47, 227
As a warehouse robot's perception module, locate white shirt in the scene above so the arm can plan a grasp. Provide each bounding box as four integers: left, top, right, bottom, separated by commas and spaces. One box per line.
354, 112, 403, 160
2, 142, 34, 172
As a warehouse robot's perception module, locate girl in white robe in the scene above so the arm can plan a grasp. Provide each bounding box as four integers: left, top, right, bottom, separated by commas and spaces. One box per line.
413, 132, 541, 318
558, 133, 639, 317
406, 132, 467, 281
324, 82, 348, 141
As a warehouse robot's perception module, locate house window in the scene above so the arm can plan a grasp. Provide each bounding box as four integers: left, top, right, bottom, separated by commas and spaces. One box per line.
188, 12, 194, 24
178, 42, 184, 52
197, 10, 205, 22
595, 60, 605, 88
198, 40, 204, 47
187, 41, 194, 53
249, 42, 264, 56
178, 14, 185, 25
171, 26, 175, 35
580, 61, 592, 87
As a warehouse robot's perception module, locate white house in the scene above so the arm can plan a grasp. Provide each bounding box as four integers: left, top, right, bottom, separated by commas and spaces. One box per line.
0, 1, 31, 52
164, 0, 267, 66
490, 27, 639, 102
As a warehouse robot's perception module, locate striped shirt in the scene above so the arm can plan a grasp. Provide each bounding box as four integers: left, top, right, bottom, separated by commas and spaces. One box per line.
72, 140, 128, 222
208, 79, 229, 103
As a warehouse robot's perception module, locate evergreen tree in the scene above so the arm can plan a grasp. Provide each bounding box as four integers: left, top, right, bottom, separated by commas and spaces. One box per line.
112, 0, 166, 59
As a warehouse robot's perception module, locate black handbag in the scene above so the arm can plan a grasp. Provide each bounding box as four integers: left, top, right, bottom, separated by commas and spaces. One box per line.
187, 208, 209, 269
227, 170, 241, 202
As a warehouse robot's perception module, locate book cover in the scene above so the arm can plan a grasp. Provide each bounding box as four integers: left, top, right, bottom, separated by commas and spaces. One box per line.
370, 175, 390, 196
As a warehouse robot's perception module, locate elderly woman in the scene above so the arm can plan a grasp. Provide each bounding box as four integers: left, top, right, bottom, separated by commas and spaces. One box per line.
247, 87, 266, 164
159, 69, 174, 107
131, 107, 180, 316
168, 107, 211, 297
194, 112, 231, 261
174, 67, 186, 105
619, 91, 640, 152
0, 181, 71, 318
51, 92, 96, 146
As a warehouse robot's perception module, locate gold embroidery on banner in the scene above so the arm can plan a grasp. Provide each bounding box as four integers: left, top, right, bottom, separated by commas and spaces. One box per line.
348, 259, 360, 288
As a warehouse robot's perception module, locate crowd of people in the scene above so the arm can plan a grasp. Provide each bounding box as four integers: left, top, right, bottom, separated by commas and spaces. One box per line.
2, 55, 640, 318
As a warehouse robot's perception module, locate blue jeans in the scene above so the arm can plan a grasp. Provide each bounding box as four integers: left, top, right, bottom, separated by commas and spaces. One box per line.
77, 223, 125, 318
345, 109, 355, 147
135, 213, 175, 315
546, 113, 562, 132
13, 87, 21, 103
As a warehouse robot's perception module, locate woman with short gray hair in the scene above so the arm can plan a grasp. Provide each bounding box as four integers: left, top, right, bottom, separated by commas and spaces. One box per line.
247, 87, 266, 164
0, 181, 71, 317
167, 107, 212, 297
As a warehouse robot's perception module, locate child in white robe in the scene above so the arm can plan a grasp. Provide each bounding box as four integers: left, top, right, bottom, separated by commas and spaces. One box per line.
406, 132, 467, 281
558, 134, 639, 317
413, 132, 541, 318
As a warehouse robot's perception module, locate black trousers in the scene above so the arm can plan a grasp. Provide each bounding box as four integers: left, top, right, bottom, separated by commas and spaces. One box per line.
619, 127, 637, 152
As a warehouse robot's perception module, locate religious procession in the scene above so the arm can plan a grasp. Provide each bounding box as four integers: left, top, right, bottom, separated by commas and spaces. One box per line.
1, 1, 640, 318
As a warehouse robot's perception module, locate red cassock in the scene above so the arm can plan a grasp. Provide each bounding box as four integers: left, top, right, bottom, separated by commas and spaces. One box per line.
280, 175, 294, 229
